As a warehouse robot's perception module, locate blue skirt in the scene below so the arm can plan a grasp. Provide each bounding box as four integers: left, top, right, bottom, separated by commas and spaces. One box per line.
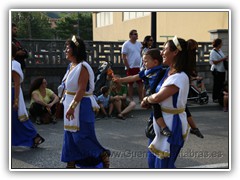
154, 114, 184, 168
12, 88, 37, 147
61, 98, 109, 168
147, 138, 157, 168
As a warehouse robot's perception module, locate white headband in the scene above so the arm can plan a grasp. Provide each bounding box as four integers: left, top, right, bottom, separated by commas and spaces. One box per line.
72, 35, 79, 47
172, 36, 182, 51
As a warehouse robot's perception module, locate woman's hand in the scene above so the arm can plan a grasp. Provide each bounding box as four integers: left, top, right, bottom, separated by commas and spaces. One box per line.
114, 95, 121, 101
47, 102, 54, 108
66, 108, 75, 121
46, 107, 52, 115
13, 102, 18, 111
141, 97, 151, 109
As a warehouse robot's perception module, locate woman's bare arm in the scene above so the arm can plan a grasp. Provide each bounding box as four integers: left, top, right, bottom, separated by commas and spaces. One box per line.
12, 71, 20, 110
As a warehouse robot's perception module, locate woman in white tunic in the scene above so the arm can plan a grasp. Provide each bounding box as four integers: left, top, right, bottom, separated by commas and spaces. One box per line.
61, 36, 110, 168
141, 37, 198, 168
12, 43, 45, 148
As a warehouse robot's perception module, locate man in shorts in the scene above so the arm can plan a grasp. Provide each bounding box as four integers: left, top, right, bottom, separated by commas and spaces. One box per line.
121, 29, 143, 102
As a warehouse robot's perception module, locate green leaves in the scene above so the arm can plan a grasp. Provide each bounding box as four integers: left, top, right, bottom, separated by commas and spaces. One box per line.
12, 11, 92, 40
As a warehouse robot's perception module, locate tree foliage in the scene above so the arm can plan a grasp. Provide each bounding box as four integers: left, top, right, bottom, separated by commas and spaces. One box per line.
55, 12, 92, 40
11, 11, 93, 40
12, 12, 54, 39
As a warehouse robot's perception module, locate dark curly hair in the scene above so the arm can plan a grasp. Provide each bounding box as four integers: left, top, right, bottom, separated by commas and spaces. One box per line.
142, 36, 152, 48
29, 76, 45, 98
65, 36, 87, 63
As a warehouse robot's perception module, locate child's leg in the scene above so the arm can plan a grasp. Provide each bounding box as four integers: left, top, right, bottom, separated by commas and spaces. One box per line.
156, 117, 171, 137
186, 106, 197, 129
108, 103, 114, 116
153, 104, 171, 137
156, 117, 167, 128
120, 100, 136, 115
186, 106, 204, 138
153, 104, 166, 128
113, 99, 122, 114
223, 94, 228, 111
187, 116, 197, 129
99, 103, 107, 116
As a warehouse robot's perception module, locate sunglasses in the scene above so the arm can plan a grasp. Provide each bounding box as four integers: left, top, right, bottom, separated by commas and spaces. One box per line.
132, 33, 138, 36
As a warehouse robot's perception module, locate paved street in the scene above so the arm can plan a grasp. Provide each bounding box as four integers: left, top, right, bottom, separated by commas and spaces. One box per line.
11, 98, 229, 169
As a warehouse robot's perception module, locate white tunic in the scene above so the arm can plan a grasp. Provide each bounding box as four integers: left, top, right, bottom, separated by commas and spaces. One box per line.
63, 61, 99, 132
12, 60, 29, 122
149, 72, 190, 159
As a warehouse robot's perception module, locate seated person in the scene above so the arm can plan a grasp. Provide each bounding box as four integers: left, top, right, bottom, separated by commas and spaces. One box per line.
223, 82, 228, 112
29, 77, 59, 124
191, 71, 206, 93
96, 86, 114, 118
110, 75, 136, 120
218, 81, 228, 112
190, 74, 206, 93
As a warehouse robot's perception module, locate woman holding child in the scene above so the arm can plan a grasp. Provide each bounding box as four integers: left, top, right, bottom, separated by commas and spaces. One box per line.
141, 36, 198, 168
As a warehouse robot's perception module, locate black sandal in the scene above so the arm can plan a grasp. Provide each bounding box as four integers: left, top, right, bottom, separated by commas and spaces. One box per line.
66, 161, 76, 168
32, 134, 45, 148
190, 128, 204, 138
160, 127, 172, 137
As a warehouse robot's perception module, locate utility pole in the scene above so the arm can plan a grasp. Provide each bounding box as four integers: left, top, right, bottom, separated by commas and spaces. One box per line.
151, 12, 157, 48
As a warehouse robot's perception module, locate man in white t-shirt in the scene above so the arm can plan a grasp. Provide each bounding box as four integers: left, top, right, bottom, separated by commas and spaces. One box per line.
121, 29, 143, 102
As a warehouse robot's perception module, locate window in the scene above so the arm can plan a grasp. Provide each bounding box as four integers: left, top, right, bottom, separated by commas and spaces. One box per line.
123, 12, 150, 21
96, 12, 113, 27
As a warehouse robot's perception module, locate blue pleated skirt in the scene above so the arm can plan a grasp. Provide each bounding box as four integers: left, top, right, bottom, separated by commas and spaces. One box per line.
61, 97, 109, 168
12, 87, 37, 147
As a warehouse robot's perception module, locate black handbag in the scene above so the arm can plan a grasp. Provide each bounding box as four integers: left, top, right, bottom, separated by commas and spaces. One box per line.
145, 118, 155, 140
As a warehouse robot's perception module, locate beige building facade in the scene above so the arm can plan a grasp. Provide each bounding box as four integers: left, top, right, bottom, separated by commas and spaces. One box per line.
92, 11, 229, 42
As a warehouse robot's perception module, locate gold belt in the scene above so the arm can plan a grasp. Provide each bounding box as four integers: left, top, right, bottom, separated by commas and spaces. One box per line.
161, 107, 185, 114
66, 91, 92, 96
